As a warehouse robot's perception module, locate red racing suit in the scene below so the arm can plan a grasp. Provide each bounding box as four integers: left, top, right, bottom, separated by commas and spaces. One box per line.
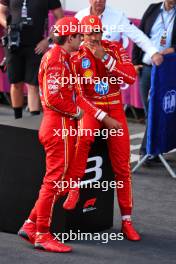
65, 40, 137, 216
29, 45, 79, 233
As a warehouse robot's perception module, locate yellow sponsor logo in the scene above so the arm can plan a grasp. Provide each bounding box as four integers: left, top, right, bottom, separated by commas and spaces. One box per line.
83, 69, 93, 78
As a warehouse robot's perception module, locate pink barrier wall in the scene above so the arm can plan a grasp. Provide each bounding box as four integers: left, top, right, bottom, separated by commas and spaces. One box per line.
0, 11, 142, 108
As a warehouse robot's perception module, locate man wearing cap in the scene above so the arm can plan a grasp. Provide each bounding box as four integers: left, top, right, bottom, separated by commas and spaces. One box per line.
75, 0, 163, 66
17, 17, 83, 253
63, 15, 141, 241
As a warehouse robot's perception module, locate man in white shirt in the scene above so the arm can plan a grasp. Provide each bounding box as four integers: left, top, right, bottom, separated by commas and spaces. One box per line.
132, 0, 176, 161
76, 0, 163, 65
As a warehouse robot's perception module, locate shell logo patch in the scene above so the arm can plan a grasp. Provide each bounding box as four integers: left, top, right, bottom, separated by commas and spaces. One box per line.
83, 69, 93, 78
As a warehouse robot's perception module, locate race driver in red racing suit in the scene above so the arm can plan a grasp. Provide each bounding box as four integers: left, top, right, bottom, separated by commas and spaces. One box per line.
63, 15, 141, 241
18, 17, 83, 253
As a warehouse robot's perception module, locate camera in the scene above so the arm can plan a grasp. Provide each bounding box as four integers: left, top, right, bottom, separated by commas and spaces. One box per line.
1, 15, 33, 52
1, 24, 21, 52
21, 16, 33, 27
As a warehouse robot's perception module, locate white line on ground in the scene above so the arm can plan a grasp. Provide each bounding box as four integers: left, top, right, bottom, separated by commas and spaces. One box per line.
130, 132, 144, 140
130, 132, 144, 163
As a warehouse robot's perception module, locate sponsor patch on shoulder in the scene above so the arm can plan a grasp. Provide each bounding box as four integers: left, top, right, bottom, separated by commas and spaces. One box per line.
82, 58, 91, 69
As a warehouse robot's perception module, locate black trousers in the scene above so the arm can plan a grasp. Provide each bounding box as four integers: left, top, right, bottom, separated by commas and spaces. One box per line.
5, 46, 43, 86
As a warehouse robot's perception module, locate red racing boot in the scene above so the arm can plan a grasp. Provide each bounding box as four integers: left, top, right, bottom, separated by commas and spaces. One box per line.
63, 188, 80, 210
18, 221, 36, 244
34, 232, 72, 253
121, 220, 141, 241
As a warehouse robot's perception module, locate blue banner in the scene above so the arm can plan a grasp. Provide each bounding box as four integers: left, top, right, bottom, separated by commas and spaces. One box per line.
147, 53, 176, 156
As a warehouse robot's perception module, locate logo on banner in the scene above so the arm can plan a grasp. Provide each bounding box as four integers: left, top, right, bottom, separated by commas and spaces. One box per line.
82, 58, 91, 69
163, 90, 176, 113
94, 82, 109, 95
83, 198, 97, 213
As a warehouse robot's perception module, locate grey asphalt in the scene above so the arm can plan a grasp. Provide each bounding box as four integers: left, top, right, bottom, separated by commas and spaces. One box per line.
0, 105, 176, 264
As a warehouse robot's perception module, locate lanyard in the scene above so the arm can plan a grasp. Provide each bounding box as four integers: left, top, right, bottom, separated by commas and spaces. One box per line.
21, 0, 28, 18
160, 8, 176, 31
